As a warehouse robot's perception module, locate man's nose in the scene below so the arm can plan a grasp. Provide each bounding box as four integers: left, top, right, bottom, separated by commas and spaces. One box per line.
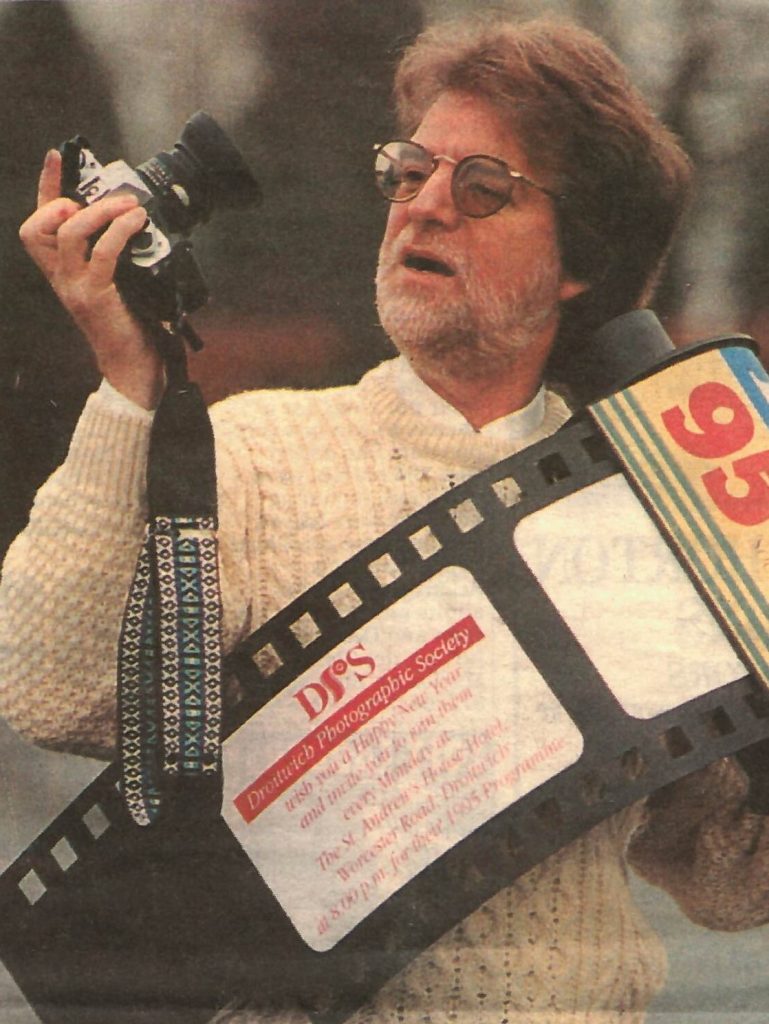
406, 164, 461, 228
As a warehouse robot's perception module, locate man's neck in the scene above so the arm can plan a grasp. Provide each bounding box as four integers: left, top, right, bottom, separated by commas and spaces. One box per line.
409, 333, 552, 430
400, 316, 558, 430
415, 363, 545, 430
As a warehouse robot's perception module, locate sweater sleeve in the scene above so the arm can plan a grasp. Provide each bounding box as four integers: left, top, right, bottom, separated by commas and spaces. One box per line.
0, 385, 153, 758
627, 757, 769, 930
0, 382, 255, 759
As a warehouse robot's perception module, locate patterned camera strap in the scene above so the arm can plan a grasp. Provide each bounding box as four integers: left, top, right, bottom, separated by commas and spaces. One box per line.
117, 339, 223, 827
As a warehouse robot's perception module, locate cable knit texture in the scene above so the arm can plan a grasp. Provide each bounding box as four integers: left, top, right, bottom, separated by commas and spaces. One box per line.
1, 355, 768, 1022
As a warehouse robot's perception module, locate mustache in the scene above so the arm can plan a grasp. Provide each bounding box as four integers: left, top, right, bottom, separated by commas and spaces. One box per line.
380, 230, 469, 277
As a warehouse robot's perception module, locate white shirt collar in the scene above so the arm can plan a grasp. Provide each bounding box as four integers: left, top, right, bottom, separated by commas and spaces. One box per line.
391, 355, 546, 442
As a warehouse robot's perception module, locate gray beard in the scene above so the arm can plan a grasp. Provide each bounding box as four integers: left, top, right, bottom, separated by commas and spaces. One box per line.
375, 251, 562, 383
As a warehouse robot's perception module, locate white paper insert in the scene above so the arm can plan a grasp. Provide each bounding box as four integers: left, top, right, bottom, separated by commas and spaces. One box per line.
223, 566, 582, 951
515, 475, 746, 719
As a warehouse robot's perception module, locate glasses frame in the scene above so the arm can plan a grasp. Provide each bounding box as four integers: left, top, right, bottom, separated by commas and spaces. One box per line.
373, 139, 562, 219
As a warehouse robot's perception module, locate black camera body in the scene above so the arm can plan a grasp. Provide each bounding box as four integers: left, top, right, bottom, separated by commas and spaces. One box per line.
60, 111, 261, 326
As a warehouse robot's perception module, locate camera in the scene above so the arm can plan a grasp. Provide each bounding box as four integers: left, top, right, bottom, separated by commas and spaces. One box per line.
60, 111, 261, 327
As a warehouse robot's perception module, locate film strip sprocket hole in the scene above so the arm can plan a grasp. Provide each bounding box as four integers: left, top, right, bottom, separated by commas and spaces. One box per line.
3, 410, 769, 1024
5, 680, 766, 913
227, 415, 613, 714
2, 773, 122, 908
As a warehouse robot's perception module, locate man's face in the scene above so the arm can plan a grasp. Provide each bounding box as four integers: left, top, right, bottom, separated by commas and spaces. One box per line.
376, 90, 583, 385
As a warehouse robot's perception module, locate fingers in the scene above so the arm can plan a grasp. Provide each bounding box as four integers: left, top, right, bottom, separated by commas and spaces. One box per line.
19, 192, 141, 287
21, 197, 80, 242
88, 205, 148, 289
57, 195, 143, 278
20, 153, 164, 405
37, 149, 62, 208
18, 197, 80, 278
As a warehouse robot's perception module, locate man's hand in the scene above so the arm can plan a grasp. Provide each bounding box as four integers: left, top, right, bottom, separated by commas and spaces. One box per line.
19, 149, 165, 410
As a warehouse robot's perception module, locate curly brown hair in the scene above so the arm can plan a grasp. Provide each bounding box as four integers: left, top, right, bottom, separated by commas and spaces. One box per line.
394, 15, 692, 368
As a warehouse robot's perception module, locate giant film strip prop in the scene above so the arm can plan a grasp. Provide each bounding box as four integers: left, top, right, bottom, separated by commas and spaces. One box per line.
4, 329, 769, 1024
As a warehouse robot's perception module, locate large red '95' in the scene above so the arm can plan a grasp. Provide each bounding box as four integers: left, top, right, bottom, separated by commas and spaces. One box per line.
661, 380, 769, 526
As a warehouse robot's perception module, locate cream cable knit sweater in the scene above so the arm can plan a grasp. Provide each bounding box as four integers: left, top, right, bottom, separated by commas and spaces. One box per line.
1, 356, 768, 1023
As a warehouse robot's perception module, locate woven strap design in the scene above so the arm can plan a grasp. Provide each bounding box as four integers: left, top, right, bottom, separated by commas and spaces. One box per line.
119, 514, 222, 826
117, 331, 223, 828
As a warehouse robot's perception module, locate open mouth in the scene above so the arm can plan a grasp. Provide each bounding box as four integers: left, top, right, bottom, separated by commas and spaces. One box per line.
403, 254, 455, 277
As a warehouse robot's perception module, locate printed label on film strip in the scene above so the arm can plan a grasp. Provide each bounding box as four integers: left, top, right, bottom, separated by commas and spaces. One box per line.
224, 566, 583, 952
3, 342, 769, 1024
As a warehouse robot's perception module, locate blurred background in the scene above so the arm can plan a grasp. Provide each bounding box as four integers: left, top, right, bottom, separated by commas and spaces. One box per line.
1, 0, 769, 1020
5, 0, 769, 558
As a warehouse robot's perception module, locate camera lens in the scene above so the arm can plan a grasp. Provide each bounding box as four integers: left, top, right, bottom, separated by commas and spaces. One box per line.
136, 111, 261, 235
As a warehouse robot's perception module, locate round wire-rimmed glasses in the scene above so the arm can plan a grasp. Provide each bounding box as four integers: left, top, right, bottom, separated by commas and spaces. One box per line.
373, 139, 561, 219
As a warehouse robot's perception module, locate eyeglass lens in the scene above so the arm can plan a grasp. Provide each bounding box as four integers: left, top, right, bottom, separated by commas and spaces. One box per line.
374, 141, 517, 218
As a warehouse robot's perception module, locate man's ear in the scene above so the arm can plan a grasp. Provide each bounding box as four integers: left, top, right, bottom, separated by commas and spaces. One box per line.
559, 276, 589, 302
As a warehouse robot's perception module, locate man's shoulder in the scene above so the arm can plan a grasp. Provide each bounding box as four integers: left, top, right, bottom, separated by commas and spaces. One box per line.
209, 379, 354, 430
209, 358, 396, 434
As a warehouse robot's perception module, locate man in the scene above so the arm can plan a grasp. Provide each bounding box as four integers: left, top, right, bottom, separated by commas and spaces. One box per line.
2, 15, 769, 1024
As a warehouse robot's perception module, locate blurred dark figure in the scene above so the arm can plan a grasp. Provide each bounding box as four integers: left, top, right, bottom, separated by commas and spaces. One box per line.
195, 0, 423, 396
0, 1, 121, 561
